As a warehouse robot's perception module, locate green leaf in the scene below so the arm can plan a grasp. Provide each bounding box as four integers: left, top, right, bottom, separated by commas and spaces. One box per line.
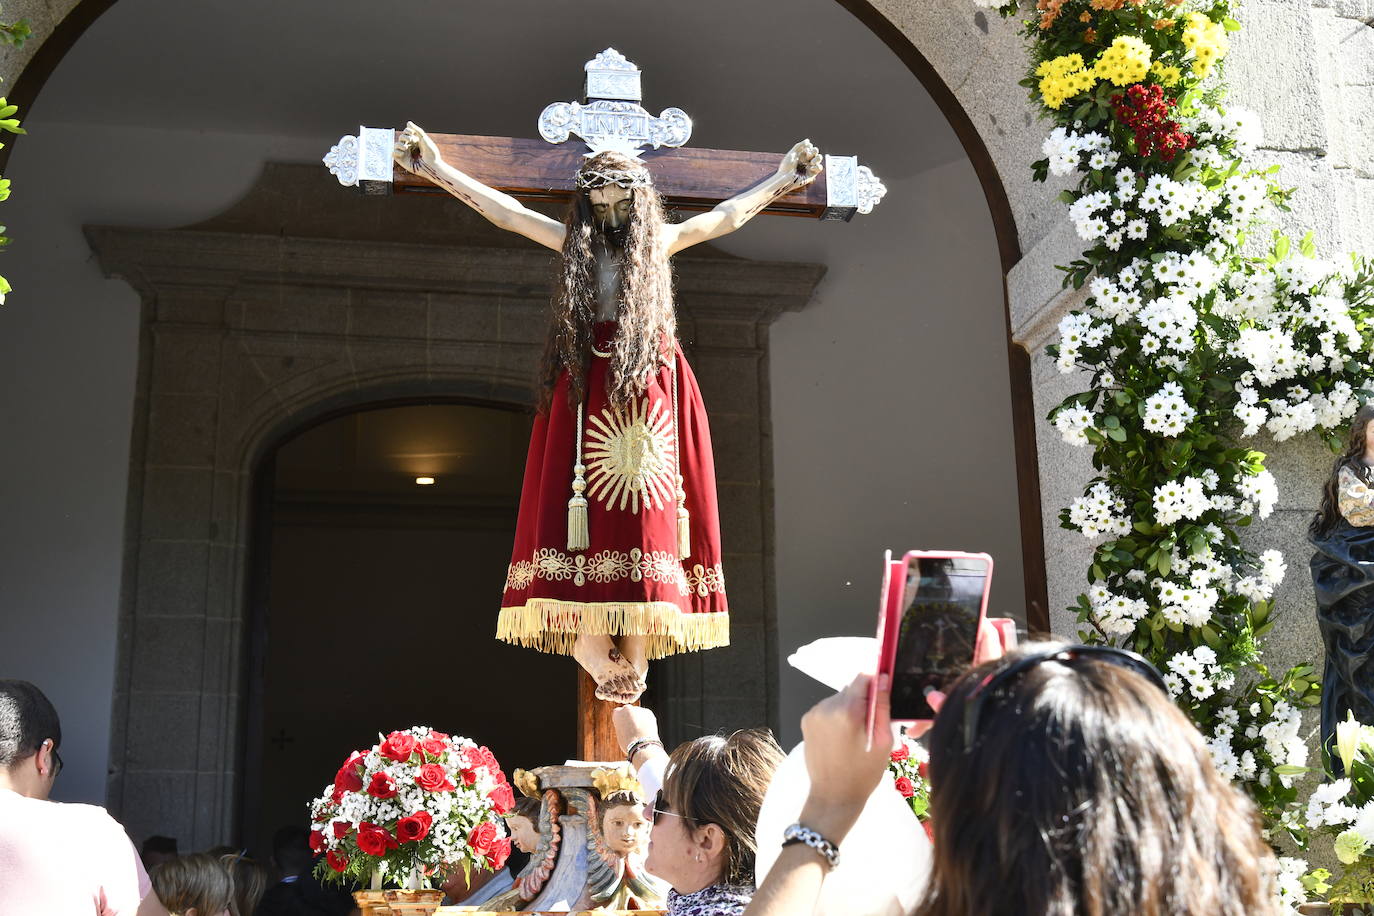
1273, 765, 1310, 777
1222, 17, 1242, 31
1299, 230, 1316, 257
1201, 625, 1223, 650
1057, 190, 1077, 204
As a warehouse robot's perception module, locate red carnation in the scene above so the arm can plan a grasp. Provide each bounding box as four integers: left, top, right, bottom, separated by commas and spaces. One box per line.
460, 767, 480, 786
416, 762, 456, 793
419, 734, 448, 758
488, 782, 515, 815
468, 821, 499, 857
367, 772, 398, 799
890, 744, 909, 763
396, 811, 434, 844
308, 829, 324, 853
380, 731, 418, 763
327, 849, 349, 873
895, 777, 916, 798
486, 837, 512, 871
477, 746, 500, 772
356, 822, 397, 856
332, 821, 351, 839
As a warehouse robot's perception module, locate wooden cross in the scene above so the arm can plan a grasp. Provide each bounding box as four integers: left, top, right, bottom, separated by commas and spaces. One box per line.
323, 50, 885, 761
269, 728, 294, 752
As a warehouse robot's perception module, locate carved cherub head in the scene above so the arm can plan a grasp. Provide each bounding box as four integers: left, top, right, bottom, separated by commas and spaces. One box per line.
592, 767, 651, 857
503, 795, 543, 854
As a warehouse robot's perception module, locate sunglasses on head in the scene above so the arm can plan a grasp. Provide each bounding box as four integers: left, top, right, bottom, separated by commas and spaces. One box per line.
960, 645, 1169, 753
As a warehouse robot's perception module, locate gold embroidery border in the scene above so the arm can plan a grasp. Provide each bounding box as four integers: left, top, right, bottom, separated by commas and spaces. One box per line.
505, 547, 726, 599
496, 600, 730, 659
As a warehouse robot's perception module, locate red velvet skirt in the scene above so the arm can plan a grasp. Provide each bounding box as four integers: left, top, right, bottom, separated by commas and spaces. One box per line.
497, 324, 728, 660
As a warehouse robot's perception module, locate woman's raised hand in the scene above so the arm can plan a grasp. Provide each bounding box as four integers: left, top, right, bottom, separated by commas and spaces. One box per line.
797, 674, 893, 844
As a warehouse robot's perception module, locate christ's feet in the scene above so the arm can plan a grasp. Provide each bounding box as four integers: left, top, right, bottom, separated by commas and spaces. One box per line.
572, 634, 646, 704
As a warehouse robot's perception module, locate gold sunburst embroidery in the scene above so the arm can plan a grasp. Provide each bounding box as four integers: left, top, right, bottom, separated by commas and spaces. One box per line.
584, 398, 677, 514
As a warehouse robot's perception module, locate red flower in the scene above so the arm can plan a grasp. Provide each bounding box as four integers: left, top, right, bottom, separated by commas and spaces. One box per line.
419, 734, 448, 758
308, 829, 324, 853
917, 760, 929, 780
468, 821, 499, 857
396, 811, 434, 844
332, 821, 351, 839
488, 782, 515, 815
367, 772, 398, 799
356, 822, 398, 856
460, 767, 480, 786
416, 763, 456, 793
477, 746, 500, 773
486, 837, 512, 871
380, 731, 418, 763
327, 849, 349, 873
890, 744, 909, 763
334, 751, 366, 795
895, 777, 916, 798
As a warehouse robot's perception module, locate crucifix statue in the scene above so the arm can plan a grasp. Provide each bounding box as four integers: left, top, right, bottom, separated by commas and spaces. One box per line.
325, 49, 885, 747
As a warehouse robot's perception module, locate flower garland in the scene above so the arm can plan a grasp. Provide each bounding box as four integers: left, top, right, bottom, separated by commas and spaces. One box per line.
977, 0, 1374, 906
309, 726, 514, 888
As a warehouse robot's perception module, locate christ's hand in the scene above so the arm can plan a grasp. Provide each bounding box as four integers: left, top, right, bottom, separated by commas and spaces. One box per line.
394, 121, 443, 175
778, 139, 823, 188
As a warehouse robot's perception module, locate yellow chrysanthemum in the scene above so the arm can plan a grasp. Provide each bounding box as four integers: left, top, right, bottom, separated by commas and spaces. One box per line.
1182, 12, 1229, 77
1151, 61, 1183, 87
1094, 35, 1153, 86
1036, 53, 1097, 109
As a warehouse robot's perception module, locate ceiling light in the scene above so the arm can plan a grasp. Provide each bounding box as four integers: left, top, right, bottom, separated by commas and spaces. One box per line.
415, 476, 436, 486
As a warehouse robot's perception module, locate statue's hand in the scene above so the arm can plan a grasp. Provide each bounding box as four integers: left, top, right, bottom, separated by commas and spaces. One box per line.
778, 139, 823, 188
394, 121, 442, 174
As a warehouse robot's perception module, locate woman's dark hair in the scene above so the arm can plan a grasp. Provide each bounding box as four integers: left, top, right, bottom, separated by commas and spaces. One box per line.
662, 728, 784, 887
538, 150, 675, 413
915, 643, 1279, 916
1311, 404, 1374, 539
0, 679, 61, 768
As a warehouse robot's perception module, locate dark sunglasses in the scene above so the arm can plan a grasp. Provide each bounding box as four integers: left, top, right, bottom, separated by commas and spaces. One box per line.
960, 645, 1169, 753
651, 790, 684, 826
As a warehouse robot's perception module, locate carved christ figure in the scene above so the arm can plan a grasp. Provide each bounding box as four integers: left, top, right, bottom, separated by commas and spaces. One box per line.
394, 122, 822, 703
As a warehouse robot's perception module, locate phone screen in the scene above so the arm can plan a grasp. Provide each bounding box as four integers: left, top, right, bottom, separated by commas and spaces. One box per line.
889, 555, 990, 720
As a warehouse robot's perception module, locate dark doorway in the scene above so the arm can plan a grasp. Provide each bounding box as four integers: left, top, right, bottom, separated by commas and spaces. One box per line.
241, 400, 576, 857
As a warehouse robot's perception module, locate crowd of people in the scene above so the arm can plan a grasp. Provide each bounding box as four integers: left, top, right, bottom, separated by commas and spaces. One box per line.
2, 628, 1292, 914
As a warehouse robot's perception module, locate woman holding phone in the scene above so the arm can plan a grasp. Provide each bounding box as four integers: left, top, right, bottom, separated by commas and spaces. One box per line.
748, 643, 1280, 916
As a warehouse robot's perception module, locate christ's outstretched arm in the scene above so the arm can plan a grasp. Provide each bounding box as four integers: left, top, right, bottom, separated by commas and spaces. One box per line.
664, 139, 823, 256
394, 121, 567, 252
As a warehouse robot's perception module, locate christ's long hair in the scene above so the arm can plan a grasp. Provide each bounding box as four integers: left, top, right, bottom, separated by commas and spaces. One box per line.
538, 151, 676, 413
1311, 404, 1374, 539
915, 644, 1279, 916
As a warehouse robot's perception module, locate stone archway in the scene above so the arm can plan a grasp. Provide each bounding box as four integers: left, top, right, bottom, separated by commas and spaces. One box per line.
86, 162, 824, 847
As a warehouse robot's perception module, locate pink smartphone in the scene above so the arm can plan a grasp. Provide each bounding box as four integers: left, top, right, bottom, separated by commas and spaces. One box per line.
869, 550, 995, 733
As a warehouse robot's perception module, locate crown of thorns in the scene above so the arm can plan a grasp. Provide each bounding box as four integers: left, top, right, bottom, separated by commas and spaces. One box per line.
576, 165, 652, 190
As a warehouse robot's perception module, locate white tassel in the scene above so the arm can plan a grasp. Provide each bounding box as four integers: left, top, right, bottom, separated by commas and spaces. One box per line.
568, 463, 589, 551
676, 474, 690, 559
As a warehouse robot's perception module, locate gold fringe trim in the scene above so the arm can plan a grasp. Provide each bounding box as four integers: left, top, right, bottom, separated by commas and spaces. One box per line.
497, 601, 730, 660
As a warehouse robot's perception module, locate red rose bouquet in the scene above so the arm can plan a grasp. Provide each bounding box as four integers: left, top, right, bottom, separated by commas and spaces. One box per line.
888, 733, 931, 821
309, 726, 513, 887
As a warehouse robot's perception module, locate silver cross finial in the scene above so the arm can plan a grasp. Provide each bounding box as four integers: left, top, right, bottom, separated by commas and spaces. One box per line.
538, 48, 693, 159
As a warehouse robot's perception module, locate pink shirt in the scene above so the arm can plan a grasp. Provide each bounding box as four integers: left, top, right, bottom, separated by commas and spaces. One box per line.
0, 787, 152, 914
